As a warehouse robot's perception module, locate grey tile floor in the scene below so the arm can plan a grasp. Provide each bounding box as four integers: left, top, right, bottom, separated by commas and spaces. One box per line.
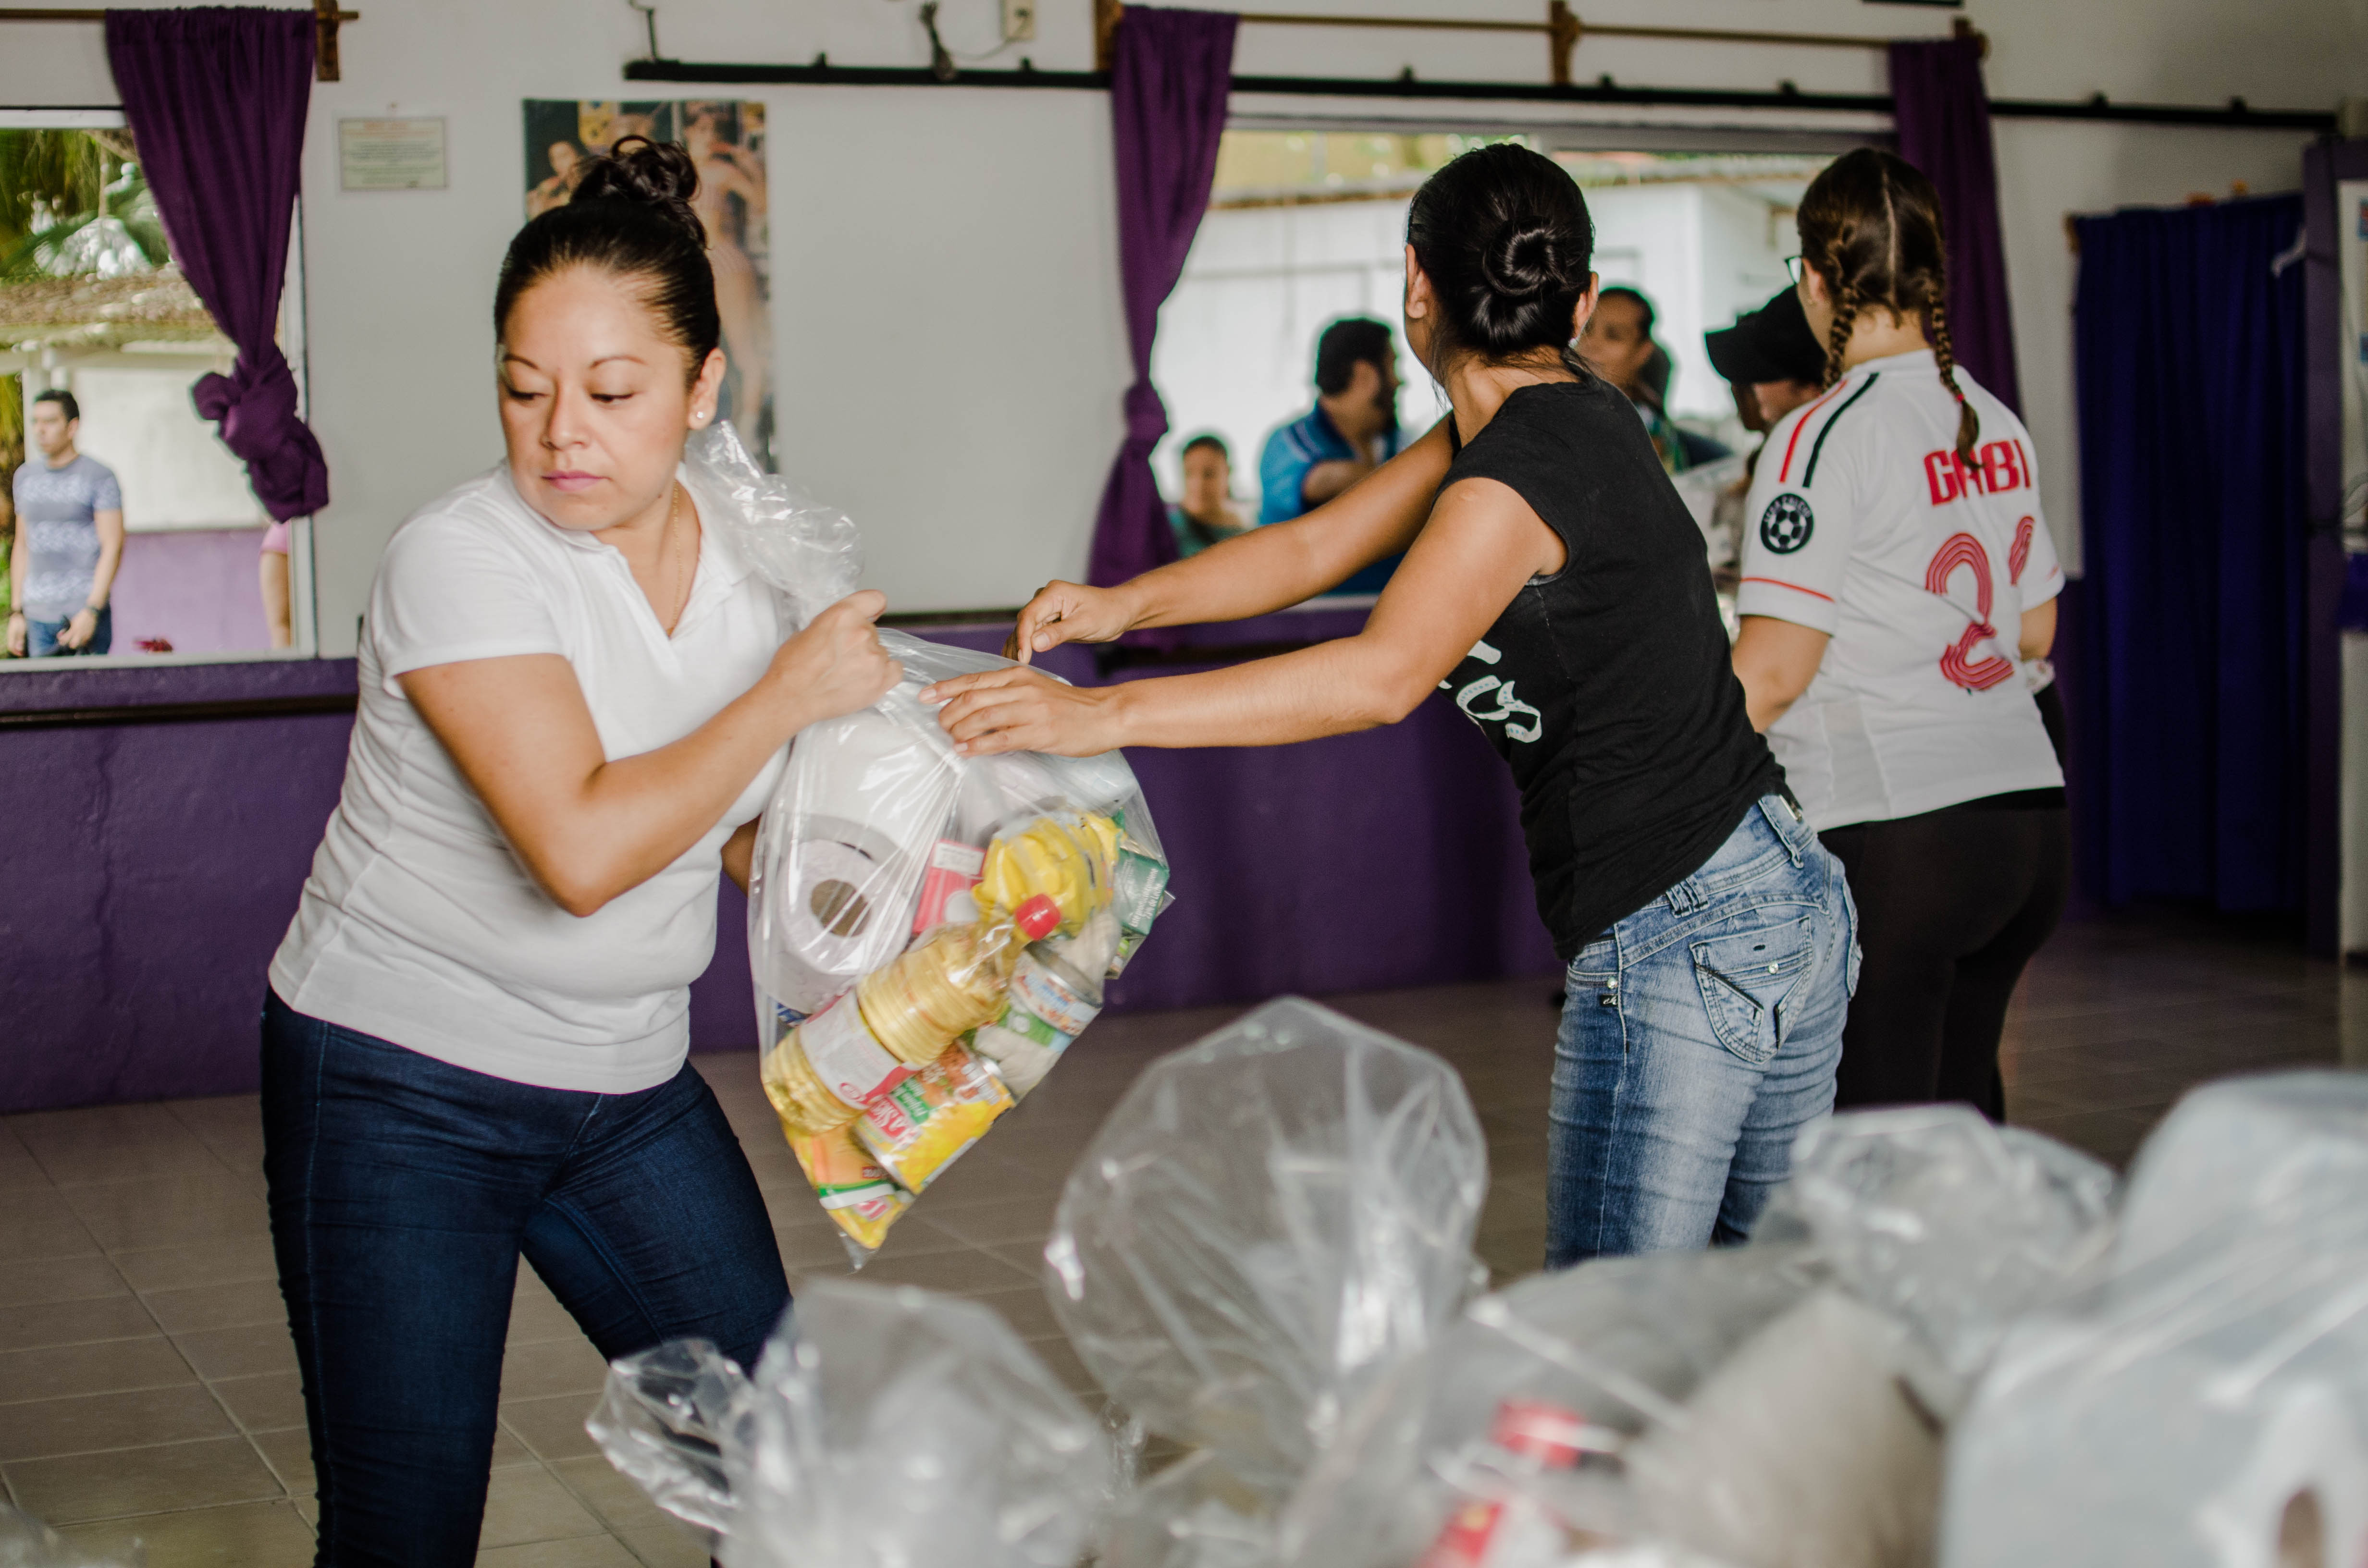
3, 909, 2361, 1565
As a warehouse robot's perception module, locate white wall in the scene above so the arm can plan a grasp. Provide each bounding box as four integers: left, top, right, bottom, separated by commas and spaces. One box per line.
2, 0, 2359, 645
69, 364, 263, 531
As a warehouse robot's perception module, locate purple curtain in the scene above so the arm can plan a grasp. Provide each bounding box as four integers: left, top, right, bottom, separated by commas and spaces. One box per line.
1888, 36, 2022, 413
1085, 5, 1238, 588
106, 8, 329, 521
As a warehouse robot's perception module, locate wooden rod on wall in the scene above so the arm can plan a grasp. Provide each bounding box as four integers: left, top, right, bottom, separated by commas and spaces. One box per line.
1092, 0, 1973, 85
0, 0, 359, 81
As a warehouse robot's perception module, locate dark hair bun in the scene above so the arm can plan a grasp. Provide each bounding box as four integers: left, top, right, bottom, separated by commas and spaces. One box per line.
570, 135, 706, 249
1481, 223, 1566, 304
1407, 143, 1596, 368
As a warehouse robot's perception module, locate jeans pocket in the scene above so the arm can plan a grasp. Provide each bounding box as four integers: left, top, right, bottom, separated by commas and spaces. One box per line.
1691, 917, 1818, 1066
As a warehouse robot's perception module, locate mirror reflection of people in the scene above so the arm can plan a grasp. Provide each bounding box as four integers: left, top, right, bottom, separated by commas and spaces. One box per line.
683, 106, 770, 445
1730, 148, 2068, 1123
259, 518, 293, 649
8, 389, 123, 658
1701, 285, 1830, 591
1583, 286, 1702, 475
923, 144, 1852, 1269
1167, 432, 1250, 558
260, 139, 898, 1558
1259, 318, 1403, 593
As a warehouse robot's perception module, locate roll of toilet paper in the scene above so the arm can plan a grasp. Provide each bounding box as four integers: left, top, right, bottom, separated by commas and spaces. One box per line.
759, 816, 926, 1017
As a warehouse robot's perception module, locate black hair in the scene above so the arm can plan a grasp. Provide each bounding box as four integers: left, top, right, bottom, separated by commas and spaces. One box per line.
1179, 432, 1230, 463
1405, 143, 1597, 381
1596, 285, 1655, 337
31, 388, 80, 423
1314, 318, 1395, 396
493, 136, 720, 382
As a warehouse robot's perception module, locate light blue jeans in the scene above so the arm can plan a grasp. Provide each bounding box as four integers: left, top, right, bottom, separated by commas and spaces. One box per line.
1546, 794, 1856, 1267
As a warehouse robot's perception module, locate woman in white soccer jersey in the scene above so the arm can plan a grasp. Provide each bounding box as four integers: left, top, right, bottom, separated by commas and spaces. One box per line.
1729, 148, 2067, 1117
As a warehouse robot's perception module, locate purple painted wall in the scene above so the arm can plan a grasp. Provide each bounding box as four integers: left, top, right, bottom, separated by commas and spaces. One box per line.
3, 613, 1554, 1115
108, 527, 275, 655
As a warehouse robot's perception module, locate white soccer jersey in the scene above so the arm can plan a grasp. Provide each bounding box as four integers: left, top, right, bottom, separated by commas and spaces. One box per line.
1737, 348, 2064, 829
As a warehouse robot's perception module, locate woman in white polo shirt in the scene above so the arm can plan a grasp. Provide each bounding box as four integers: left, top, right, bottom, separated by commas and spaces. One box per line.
263, 141, 898, 1564
1730, 148, 2068, 1120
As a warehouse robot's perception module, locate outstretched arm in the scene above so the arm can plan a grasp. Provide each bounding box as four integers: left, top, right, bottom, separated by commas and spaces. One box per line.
1001, 418, 1456, 663
925, 475, 1562, 755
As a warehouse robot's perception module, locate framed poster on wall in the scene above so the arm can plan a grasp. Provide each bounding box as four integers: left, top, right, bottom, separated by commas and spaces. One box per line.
523, 99, 774, 468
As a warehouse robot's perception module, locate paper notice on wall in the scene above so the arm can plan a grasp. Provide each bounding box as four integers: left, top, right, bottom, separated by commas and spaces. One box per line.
339, 118, 448, 191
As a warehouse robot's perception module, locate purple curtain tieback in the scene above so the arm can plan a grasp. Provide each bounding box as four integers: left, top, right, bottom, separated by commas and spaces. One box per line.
193, 357, 331, 520
107, 8, 330, 523
1122, 381, 1172, 447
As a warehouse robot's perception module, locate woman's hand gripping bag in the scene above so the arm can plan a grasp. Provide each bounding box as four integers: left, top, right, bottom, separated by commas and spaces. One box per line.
687, 430, 1173, 1267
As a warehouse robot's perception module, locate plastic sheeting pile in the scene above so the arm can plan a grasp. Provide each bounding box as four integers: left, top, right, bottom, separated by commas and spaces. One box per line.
589, 1277, 1115, 1568
688, 423, 1171, 1265
1943, 1072, 2368, 1568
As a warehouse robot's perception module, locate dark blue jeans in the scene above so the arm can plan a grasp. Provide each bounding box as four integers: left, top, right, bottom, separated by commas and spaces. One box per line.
261, 992, 788, 1567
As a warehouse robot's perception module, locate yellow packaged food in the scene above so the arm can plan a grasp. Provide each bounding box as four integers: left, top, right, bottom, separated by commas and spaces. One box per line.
789, 1127, 912, 1252
854, 1040, 1014, 1194
975, 811, 1120, 932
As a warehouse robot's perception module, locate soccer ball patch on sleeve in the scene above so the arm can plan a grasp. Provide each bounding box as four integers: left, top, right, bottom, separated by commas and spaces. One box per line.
1759, 493, 1814, 554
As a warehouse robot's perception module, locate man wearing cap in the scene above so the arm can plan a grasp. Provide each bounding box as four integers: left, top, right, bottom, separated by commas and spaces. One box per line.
1698, 287, 1830, 599
1706, 285, 1828, 444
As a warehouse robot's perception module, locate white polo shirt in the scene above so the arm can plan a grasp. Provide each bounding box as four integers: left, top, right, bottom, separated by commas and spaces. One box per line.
1737, 350, 2064, 829
271, 464, 788, 1093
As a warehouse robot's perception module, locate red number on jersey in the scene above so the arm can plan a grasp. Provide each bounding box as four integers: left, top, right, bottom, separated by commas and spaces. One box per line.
1924, 533, 2016, 692
2008, 516, 2035, 585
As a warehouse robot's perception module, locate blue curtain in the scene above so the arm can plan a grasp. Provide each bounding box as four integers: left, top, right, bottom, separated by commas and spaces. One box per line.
2070, 194, 2308, 912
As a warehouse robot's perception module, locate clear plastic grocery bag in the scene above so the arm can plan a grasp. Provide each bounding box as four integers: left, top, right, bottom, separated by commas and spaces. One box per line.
687, 423, 1172, 1266
0, 1505, 142, 1567
1765, 1104, 2118, 1416
1275, 1245, 1821, 1568
1046, 997, 1488, 1508
588, 1279, 1117, 1568
1942, 1072, 2368, 1568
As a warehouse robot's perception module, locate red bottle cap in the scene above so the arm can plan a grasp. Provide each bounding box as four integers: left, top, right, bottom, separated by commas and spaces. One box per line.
1012, 895, 1061, 942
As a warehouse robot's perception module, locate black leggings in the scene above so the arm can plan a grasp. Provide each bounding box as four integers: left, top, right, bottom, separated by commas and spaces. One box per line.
1819, 797, 2070, 1118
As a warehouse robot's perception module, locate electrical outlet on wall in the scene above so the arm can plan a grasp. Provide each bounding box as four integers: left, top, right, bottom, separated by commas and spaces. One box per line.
1002, 0, 1036, 41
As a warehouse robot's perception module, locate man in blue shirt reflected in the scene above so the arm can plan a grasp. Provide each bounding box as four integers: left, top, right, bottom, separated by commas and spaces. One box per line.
1257, 318, 1403, 594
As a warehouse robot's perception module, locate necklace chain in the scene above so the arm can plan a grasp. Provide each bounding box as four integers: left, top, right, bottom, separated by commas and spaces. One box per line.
659, 482, 692, 634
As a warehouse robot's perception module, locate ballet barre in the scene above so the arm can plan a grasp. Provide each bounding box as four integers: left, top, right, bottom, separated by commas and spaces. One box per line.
0, 0, 361, 80
1090, 0, 1982, 86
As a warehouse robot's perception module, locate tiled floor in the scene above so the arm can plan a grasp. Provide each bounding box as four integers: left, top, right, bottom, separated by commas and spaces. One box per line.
3, 908, 2361, 1566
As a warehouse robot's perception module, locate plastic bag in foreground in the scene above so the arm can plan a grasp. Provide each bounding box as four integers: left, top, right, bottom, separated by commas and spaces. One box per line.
0, 1505, 143, 1568
1277, 1245, 1821, 1568
1768, 1105, 2117, 1416
721, 1278, 1115, 1568
586, 1338, 752, 1535
1943, 1072, 2368, 1568
1046, 996, 1487, 1504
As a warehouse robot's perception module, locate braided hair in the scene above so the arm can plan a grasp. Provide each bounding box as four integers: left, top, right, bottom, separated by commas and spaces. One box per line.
1796, 148, 1978, 465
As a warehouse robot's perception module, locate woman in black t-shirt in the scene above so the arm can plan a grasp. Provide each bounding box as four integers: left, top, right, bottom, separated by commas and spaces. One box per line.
925, 145, 1856, 1266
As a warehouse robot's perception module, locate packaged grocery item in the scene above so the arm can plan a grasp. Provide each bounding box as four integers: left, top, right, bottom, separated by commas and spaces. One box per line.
789, 1126, 910, 1253
589, 1279, 1118, 1568
855, 1041, 1015, 1193
973, 911, 1120, 1097
696, 421, 1172, 1268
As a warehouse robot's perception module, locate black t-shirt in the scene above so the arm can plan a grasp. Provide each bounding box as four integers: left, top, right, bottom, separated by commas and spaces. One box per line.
1440, 377, 1783, 959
